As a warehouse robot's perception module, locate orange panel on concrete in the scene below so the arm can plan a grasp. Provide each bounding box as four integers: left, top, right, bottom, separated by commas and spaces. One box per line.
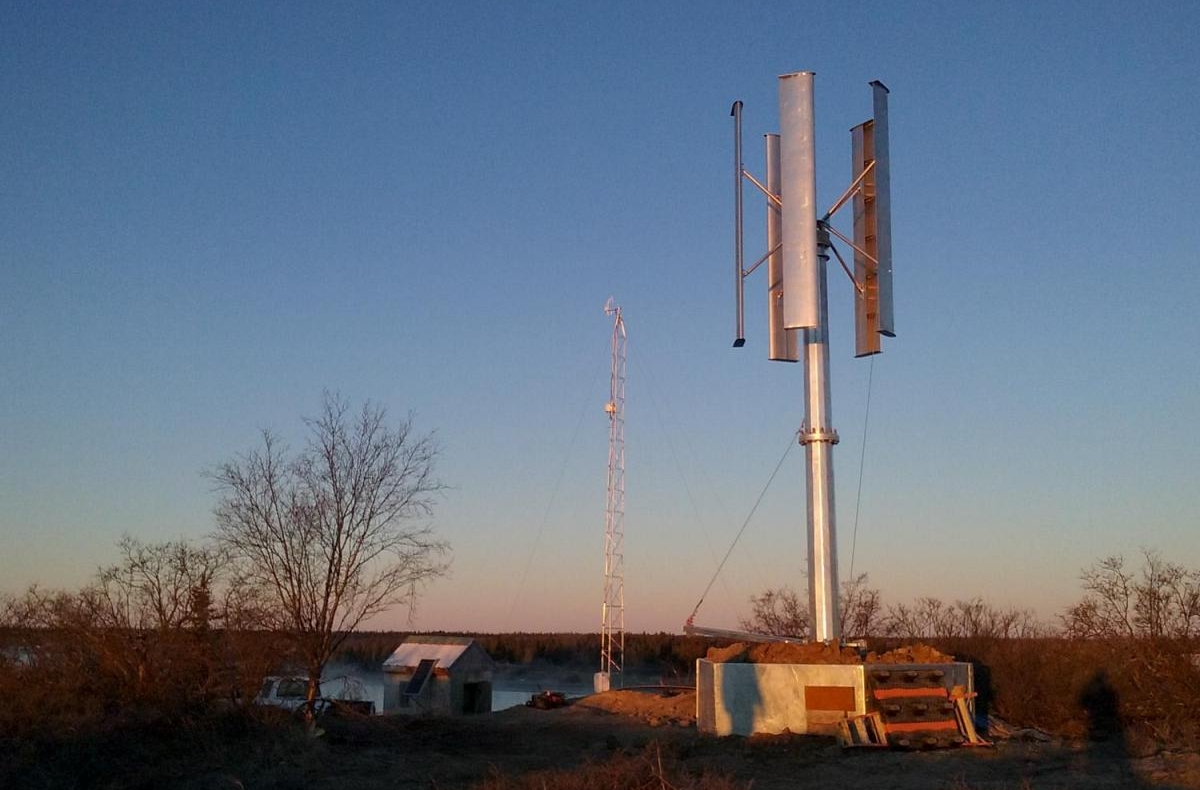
805, 685, 857, 712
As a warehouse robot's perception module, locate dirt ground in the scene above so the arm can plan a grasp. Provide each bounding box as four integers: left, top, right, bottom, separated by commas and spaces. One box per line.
162, 688, 1200, 790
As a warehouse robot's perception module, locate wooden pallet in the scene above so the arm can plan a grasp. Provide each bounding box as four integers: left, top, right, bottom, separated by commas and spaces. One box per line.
838, 711, 889, 748
950, 686, 992, 747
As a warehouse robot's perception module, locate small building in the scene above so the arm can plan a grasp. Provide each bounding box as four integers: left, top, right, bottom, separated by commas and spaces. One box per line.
381, 635, 494, 715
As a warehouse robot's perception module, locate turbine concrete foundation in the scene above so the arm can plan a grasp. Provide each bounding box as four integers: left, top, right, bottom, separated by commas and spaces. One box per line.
696, 659, 973, 737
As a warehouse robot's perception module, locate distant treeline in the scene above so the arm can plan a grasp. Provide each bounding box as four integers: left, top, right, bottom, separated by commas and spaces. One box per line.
335, 631, 722, 678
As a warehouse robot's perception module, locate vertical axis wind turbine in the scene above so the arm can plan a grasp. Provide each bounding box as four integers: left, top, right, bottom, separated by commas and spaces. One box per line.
597, 297, 627, 692
729, 75, 894, 643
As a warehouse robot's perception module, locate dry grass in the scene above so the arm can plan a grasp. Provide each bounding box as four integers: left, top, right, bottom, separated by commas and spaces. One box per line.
3, 635, 1200, 789
923, 636, 1200, 751
472, 744, 746, 790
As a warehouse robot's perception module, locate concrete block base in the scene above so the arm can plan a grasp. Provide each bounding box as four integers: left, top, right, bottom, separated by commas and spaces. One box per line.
696, 659, 972, 737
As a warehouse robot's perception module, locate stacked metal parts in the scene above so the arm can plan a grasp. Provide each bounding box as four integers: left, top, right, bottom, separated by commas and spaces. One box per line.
839, 667, 991, 749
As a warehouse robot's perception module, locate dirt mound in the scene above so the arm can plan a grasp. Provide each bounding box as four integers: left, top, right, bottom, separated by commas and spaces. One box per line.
705, 641, 955, 665
749, 641, 862, 664
705, 640, 862, 665
866, 643, 954, 664
573, 689, 696, 727
705, 643, 751, 663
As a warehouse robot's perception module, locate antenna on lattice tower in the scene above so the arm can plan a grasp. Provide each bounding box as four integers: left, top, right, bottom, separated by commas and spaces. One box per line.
596, 297, 626, 693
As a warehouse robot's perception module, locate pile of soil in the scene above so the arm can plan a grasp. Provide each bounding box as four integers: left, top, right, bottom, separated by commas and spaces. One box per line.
706, 640, 855, 665
866, 643, 955, 664
705, 640, 954, 665
573, 689, 696, 727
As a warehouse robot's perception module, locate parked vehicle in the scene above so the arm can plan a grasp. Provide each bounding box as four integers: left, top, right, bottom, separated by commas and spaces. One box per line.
526, 690, 568, 709
254, 675, 375, 716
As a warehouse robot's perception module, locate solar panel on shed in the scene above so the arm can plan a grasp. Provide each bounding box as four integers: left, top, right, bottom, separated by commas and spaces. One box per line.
404, 658, 437, 696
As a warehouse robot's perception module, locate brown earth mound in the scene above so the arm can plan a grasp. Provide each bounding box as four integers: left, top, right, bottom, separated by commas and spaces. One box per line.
705, 640, 954, 665
748, 640, 862, 664
572, 688, 696, 727
705, 640, 861, 665
866, 643, 955, 664
704, 642, 751, 663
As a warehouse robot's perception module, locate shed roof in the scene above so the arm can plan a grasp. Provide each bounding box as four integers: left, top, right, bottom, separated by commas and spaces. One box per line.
382, 635, 492, 672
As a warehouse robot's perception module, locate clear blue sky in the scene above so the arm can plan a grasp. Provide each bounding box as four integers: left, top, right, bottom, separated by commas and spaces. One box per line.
2, 2, 1197, 634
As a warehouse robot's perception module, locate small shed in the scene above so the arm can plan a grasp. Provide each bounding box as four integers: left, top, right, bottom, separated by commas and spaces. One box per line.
381, 635, 494, 715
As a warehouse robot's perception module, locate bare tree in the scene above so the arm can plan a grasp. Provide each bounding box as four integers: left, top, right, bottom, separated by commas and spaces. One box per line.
882, 596, 950, 639
947, 597, 1046, 639
881, 595, 1046, 640
742, 577, 1046, 642
210, 393, 450, 718
741, 575, 882, 641
1062, 550, 1200, 639
95, 534, 224, 633
1064, 555, 1137, 638
839, 572, 883, 638
82, 535, 227, 701
0, 535, 232, 723
739, 587, 809, 639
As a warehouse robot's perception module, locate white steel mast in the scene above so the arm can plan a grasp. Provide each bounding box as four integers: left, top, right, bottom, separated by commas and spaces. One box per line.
597, 298, 626, 692
722, 75, 893, 644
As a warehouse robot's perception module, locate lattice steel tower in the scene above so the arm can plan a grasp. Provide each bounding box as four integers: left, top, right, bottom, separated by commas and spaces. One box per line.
597, 297, 626, 692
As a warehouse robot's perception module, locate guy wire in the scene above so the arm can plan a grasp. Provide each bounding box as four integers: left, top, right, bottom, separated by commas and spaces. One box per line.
848, 357, 875, 581
686, 431, 797, 625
